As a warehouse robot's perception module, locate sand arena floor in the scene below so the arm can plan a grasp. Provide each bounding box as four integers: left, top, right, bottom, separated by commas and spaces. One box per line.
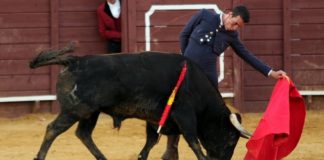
0, 110, 323, 160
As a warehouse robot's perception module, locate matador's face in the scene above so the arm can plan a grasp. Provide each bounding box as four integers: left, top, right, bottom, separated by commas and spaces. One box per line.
223, 13, 244, 31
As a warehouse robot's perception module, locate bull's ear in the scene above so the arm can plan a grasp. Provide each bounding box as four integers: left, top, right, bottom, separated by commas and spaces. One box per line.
229, 113, 252, 139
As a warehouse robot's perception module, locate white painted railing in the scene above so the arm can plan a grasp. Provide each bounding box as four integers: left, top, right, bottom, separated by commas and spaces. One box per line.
0, 95, 57, 113
299, 90, 324, 96
221, 92, 234, 98
0, 95, 56, 103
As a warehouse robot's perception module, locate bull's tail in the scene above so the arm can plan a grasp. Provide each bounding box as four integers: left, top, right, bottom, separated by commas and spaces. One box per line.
29, 42, 77, 69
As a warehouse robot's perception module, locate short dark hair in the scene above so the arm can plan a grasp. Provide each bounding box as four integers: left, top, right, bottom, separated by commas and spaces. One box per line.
232, 5, 250, 23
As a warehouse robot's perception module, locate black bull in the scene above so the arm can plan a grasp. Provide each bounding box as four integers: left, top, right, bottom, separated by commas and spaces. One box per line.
30, 44, 251, 160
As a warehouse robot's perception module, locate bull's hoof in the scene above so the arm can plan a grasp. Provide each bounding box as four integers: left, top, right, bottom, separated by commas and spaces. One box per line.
33, 157, 43, 160
161, 149, 179, 160
138, 153, 149, 160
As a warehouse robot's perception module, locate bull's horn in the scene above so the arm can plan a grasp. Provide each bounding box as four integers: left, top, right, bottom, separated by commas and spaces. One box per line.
229, 113, 252, 139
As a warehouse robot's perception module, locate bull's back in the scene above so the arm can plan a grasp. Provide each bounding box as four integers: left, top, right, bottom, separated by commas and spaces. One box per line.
56, 51, 227, 122
64, 52, 187, 106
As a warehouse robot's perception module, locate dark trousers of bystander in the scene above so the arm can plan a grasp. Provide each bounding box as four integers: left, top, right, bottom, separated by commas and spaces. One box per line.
107, 40, 121, 53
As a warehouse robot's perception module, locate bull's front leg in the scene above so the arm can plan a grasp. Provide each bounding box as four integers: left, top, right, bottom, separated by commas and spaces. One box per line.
181, 132, 206, 160
173, 113, 207, 160
138, 122, 159, 160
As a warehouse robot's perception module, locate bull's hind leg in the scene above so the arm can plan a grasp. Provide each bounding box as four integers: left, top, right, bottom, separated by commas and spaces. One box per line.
138, 122, 159, 160
76, 112, 107, 160
34, 113, 79, 160
173, 113, 207, 160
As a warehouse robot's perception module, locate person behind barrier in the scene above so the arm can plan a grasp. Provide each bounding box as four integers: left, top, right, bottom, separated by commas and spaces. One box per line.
97, 0, 122, 53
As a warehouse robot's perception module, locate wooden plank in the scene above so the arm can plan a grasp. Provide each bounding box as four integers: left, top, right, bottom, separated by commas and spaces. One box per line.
293, 70, 324, 86
137, 42, 236, 60
0, 28, 49, 44
51, 0, 60, 112
244, 86, 273, 101
292, 0, 324, 90
292, 55, 324, 70
60, 12, 97, 27
59, 27, 102, 42
241, 0, 282, 9
59, 0, 102, 12
135, 0, 232, 11
0, 13, 49, 28
243, 55, 283, 71
0, 0, 52, 103
243, 25, 282, 40
121, 0, 129, 52
243, 101, 268, 112
0, 75, 50, 91
292, 9, 324, 24
0, 103, 33, 118
51, 0, 59, 47
292, 24, 324, 39
137, 9, 281, 27
136, 26, 184, 42
233, 0, 243, 112
244, 40, 283, 55
242, 0, 283, 111
292, 40, 324, 55
137, 42, 180, 52
304, 97, 324, 110
126, 0, 137, 52
220, 58, 234, 70
216, 49, 234, 58
231, 0, 244, 111
244, 70, 278, 86
0, 60, 49, 75
219, 69, 234, 89
249, 10, 282, 25
0, 102, 52, 118
292, 0, 324, 9
0, 91, 50, 97
60, 42, 107, 55
0, 43, 50, 60
137, 10, 197, 27
283, 0, 292, 76
0, 0, 49, 13
295, 85, 324, 91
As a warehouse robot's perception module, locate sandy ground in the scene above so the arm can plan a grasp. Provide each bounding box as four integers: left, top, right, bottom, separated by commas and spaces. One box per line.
0, 110, 323, 160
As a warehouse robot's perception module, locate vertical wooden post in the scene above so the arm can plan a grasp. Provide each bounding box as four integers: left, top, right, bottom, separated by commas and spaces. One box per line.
50, 0, 60, 113
283, 0, 292, 75
126, 0, 137, 52
232, 0, 244, 112
122, 0, 129, 52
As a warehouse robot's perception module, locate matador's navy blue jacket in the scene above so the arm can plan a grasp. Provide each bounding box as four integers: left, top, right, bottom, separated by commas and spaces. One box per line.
180, 9, 271, 86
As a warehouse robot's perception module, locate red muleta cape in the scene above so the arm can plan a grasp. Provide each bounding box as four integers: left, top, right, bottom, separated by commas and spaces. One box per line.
245, 77, 306, 160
